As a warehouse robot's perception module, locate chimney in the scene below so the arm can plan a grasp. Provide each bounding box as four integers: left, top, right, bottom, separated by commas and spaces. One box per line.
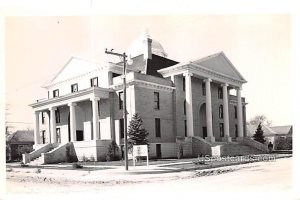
143, 37, 152, 60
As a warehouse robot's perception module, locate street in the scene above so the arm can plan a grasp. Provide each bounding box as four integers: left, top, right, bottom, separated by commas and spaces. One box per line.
6, 157, 293, 200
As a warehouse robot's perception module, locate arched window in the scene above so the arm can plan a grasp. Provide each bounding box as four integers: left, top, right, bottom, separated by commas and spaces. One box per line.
219, 105, 223, 119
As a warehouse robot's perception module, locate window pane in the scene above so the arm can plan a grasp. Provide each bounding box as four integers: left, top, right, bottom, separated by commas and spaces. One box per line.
120, 118, 124, 138
154, 92, 159, 109
119, 92, 124, 109
202, 83, 206, 96
155, 118, 161, 137
183, 77, 185, 91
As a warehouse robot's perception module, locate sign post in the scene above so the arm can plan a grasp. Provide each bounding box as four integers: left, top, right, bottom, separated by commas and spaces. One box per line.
133, 145, 149, 167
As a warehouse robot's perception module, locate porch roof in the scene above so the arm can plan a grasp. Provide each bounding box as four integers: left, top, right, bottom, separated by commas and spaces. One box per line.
29, 87, 113, 111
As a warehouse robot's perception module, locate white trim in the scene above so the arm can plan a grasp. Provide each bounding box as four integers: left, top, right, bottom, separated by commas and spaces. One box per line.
111, 79, 175, 92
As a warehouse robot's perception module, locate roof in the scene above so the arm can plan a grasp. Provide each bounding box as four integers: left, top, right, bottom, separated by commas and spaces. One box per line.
270, 125, 292, 135
247, 124, 276, 137
116, 54, 178, 78
6, 130, 34, 143
247, 124, 293, 137
116, 54, 146, 73
193, 51, 246, 82
127, 31, 168, 58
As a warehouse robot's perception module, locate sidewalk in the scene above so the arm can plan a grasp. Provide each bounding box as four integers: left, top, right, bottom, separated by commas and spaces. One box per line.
6, 154, 292, 184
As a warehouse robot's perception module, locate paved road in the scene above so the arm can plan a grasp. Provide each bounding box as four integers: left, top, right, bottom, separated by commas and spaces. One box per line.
6, 157, 294, 200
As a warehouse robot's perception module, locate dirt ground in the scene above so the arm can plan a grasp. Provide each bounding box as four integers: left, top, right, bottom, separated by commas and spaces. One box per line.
5, 156, 294, 200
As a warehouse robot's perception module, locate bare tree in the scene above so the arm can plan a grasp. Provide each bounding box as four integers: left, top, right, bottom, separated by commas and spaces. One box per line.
248, 115, 272, 126
5, 104, 13, 136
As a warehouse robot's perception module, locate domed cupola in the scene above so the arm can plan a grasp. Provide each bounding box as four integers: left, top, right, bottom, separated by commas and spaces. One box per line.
127, 30, 168, 60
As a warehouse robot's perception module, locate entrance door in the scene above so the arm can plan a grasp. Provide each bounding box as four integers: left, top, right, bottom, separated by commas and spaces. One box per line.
56, 128, 61, 143
203, 127, 207, 139
76, 130, 84, 141
156, 144, 162, 159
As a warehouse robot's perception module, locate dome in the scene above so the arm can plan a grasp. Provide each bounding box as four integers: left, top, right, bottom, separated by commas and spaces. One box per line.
127, 31, 168, 58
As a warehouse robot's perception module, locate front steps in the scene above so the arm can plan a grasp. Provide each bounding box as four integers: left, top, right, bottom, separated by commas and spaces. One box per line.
220, 142, 264, 156
185, 136, 266, 157
29, 145, 61, 165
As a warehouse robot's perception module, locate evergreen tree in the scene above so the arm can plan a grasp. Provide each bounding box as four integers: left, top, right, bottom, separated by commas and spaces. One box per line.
253, 123, 266, 144
127, 113, 149, 149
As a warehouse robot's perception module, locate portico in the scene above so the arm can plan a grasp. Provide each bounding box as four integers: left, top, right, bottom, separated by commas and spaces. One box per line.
158, 52, 247, 142
30, 87, 112, 145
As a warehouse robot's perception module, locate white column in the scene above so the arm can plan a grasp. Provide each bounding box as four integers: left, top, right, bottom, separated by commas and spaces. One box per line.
91, 97, 100, 140
50, 107, 57, 143
183, 72, 194, 137
205, 78, 215, 142
236, 87, 244, 138
222, 83, 231, 142
69, 102, 77, 142
34, 111, 40, 144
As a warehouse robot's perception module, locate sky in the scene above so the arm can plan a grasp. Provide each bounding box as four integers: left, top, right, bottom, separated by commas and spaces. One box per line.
5, 15, 291, 130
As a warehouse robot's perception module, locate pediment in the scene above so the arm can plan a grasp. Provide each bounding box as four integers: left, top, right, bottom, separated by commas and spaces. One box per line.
193, 52, 246, 82
45, 57, 104, 86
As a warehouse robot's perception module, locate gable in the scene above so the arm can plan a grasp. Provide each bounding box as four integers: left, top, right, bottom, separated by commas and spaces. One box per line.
48, 57, 104, 86
193, 52, 246, 82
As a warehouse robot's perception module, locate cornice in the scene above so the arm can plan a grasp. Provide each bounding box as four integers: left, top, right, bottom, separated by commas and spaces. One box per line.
111, 79, 175, 92
30, 87, 113, 109
43, 64, 124, 89
158, 62, 246, 87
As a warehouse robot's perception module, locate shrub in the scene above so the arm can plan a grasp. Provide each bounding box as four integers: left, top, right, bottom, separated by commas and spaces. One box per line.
106, 141, 120, 161
275, 137, 292, 150
82, 155, 89, 162
177, 144, 183, 159
72, 163, 83, 169
66, 144, 78, 163
89, 155, 95, 162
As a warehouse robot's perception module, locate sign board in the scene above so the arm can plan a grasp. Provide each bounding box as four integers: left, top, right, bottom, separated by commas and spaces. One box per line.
132, 145, 149, 167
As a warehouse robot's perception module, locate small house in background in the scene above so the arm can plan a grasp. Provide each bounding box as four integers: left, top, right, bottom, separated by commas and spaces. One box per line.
6, 130, 34, 161
247, 124, 292, 150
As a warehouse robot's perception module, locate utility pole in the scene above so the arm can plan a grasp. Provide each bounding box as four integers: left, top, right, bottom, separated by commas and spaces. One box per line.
105, 49, 129, 171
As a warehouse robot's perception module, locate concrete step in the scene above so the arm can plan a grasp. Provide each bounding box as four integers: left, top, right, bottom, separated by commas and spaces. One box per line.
221, 143, 264, 156
28, 145, 58, 165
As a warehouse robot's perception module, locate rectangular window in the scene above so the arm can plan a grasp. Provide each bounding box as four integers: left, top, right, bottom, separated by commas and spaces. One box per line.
41, 112, 45, 124
220, 123, 224, 137
218, 87, 223, 99
183, 76, 186, 91
119, 91, 124, 109
98, 101, 100, 116
71, 83, 78, 93
219, 105, 223, 119
155, 118, 161, 137
184, 120, 187, 137
235, 124, 238, 137
184, 100, 186, 115
42, 130, 46, 144
202, 82, 206, 96
90, 77, 98, 87
55, 109, 60, 123
56, 128, 61, 143
234, 106, 237, 119
53, 89, 59, 98
120, 118, 124, 139
154, 92, 160, 109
